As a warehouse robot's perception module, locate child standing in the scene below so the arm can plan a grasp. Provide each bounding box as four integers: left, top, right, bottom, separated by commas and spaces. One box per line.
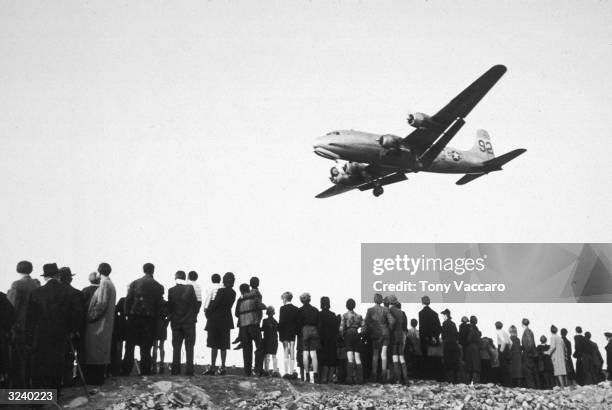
278, 291, 299, 379
262, 306, 280, 377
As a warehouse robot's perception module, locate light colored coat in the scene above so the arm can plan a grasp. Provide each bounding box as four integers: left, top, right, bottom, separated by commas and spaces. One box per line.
85, 275, 116, 365
548, 333, 567, 376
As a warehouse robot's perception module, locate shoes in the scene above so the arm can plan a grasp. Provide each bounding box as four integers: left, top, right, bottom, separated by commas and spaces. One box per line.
291, 372, 299, 380
203, 367, 216, 376
282, 374, 291, 379
233, 343, 243, 350
271, 371, 281, 378
215, 367, 226, 376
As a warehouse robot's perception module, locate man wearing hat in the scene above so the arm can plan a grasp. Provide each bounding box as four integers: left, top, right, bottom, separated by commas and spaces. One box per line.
418, 295, 441, 380
59, 267, 85, 387
605, 332, 612, 381
122, 263, 164, 376
7, 260, 39, 387
26, 263, 80, 393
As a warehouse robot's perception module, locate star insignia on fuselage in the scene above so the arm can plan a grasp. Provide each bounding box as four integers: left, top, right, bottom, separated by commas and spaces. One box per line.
451, 151, 461, 161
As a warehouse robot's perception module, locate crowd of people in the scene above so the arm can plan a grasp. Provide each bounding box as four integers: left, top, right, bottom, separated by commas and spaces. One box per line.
0, 261, 611, 395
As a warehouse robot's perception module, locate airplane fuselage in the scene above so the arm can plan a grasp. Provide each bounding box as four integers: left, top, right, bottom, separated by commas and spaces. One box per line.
313, 129, 486, 174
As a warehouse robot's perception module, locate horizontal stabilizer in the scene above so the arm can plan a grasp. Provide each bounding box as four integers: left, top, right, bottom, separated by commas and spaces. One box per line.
456, 173, 487, 185
483, 148, 527, 170
315, 184, 356, 199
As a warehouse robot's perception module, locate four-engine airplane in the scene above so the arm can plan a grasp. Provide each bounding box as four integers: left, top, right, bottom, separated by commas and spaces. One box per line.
312, 65, 526, 198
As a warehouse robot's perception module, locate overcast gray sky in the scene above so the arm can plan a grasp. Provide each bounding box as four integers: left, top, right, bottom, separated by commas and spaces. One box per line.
2, 1, 612, 365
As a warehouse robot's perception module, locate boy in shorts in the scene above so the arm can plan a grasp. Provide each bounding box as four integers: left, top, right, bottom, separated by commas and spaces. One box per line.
262, 306, 280, 377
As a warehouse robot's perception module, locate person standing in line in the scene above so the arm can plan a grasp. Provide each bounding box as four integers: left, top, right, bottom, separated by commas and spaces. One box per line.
560, 328, 575, 385
604, 332, 611, 381
84, 262, 116, 385
440, 309, 460, 383
121, 263, 164, 376
585, 332, 605, 383
204, 272, 236, 376
418, 295, 441, 381
167, 271, 199, 376
261, 306, 280, 377
537, 335, 554, 389
7, 260, 39, 388
546, 325, 567, 387
574, 326, 588, 385
235, 282, 266, 376
364, 293, 395, 382
298, 292, 320, 383
152, 300, 169, 374
317, 296, 338, 384
26, 263, 78, 394
388, 296, 409, 385
0, 291, 16, 387
278, 291, 299, 379
464, 316, 482, 384
405, 318, 422, 378
58, 267, 85, 387
495, 321, 512, 387
521, 318, 539, 389
340, 298, 364, 385
509, 325, 523, 387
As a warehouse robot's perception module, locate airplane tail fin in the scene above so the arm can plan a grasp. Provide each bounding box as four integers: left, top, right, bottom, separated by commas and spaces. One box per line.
471, 129, 495, 161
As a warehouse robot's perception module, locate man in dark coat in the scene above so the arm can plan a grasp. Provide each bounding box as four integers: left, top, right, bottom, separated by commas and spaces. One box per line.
205, 272, 236, 375
26, 263, 80, 393
59, 267, 85, 387
7, 260, 39, 388
167, 271, 199, 376
574, 326, 587, 385
121, 263, 164, 376
0, 291, 16, 387
317, 296, 338, 383
418, 295, 441, 380
605, 332, 611, 381
440, 309, 460, 383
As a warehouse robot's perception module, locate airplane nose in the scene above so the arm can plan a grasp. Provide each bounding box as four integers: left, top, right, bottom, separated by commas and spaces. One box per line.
312, 135, 328, 149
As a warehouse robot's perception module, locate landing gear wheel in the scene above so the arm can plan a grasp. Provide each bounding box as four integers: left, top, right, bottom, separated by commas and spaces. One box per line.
330, 167, 339, 177
373, 186, 384, 197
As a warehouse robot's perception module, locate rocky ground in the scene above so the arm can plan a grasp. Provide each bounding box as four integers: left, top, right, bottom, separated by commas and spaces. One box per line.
47, 372, 612, 410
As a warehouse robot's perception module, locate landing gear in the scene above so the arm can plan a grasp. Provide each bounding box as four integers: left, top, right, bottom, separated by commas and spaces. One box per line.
373, 185, 384, 197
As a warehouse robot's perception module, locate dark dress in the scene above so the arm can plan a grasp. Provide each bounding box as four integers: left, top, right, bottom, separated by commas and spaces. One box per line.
562, 336, 576, 381
278, 303, 299, 342
441, 319, 460, 382
318, 309, 339, 367
205, 287, 236, 349
510, 335, 523, 380
537, 344, 554, 389
262, 317, 279, 355
464, 325, 482, 374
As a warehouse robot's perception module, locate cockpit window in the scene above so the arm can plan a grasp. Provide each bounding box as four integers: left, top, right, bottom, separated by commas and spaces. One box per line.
326, 131, 340, 136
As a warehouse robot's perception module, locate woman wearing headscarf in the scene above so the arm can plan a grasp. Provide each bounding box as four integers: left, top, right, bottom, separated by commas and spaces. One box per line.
546, 325, 567, 387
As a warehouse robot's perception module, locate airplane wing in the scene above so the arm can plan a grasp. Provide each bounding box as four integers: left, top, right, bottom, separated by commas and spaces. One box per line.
403, 65, 507, 153
315, 171, 407, 198
456, 173, 487, 185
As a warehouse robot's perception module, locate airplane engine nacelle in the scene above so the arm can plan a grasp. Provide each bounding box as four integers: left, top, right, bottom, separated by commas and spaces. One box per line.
330, 162, 369, 185
407, 112, 435, 129
376, 134, 403, 149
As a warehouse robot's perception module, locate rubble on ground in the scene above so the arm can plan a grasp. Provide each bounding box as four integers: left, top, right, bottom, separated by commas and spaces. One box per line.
59, 374, 612, 410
